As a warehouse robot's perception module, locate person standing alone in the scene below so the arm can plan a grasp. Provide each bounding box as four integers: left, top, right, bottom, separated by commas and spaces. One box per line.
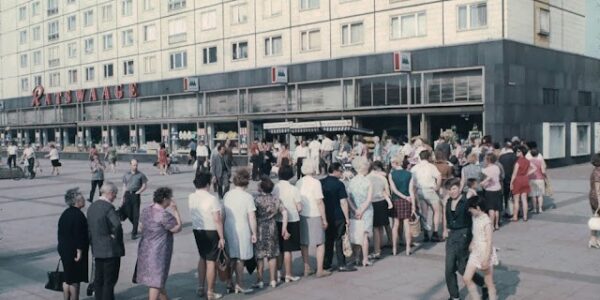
120, 159, 148, 240
211, 145, 230, 199
89, 154, 105, 203
21, 143, 36, 179
6, 142, 18, 169
87, 182, 124, 300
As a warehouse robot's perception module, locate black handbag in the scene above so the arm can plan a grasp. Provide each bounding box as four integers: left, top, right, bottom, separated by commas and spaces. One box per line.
44, 259, 64, 292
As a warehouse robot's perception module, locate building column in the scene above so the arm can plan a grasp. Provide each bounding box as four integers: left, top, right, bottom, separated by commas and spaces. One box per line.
23, 131, 30, 145
419, 113, 429, 142
55, 129, 62, 149
85, 128, 92, 147
110, 127, 117, 147
407, 114, 412, 140
138, 126, 145, 147
41, 129, 48, 147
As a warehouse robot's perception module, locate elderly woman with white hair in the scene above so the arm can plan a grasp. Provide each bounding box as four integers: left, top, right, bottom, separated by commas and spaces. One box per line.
57, 188, 89, 300
296, 160, 331, 278
348, 157, 375, 267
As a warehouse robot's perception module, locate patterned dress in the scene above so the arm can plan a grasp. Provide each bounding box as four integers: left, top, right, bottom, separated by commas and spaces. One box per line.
589, 167, 600, 212
135, 205, 177, 289
349, 174, 374, 235
254, 193, 283, 259
467, 214, 498, 269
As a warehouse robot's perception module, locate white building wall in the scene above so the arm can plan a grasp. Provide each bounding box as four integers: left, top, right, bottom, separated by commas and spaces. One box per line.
0, 0, 592, 100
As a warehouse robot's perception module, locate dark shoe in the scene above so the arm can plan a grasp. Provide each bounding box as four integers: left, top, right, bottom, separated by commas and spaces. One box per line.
423, 231, 431, 243
482, 286, 489, 300
431, 232, 442, 243
86, 282, 94, 296
338, 265, 357, 272
131, 233, 139, 240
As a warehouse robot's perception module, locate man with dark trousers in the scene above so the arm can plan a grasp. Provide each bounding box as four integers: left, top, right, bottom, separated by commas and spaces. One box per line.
320, 163, 356, 272
120, 159, 147, 240
443, 178, 488, 300
211, 145, 230, 199
87, 182, 124, 300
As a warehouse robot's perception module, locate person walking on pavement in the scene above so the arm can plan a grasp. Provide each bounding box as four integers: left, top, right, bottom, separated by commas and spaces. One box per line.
211, 145, 230, 199
87, 182, 124, 300
498, 140, 517, 219
196, 140, 210, 173
45, 143, 62, 176
120, 159, 148, 240
308, 138, 321, 175
89, 154, 105, 203
443, 178, 488, 300
188, 139, 197, 166
104, 144, 118, 174
21, 143, 36, 179
321, 162, 357, 272
293, 141, 309, 180
7, 141, 18, 168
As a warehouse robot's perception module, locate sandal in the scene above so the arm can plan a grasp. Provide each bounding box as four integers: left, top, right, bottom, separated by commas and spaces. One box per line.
362, 260, 374, 267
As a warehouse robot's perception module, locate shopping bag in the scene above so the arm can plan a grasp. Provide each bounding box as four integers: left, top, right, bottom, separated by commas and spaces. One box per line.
44, 259, 64, 292
544, 177, 554, 197
342, 233, 353, 257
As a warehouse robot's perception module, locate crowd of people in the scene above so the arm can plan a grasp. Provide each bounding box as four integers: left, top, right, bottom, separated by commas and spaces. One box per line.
48, 130, 600, 300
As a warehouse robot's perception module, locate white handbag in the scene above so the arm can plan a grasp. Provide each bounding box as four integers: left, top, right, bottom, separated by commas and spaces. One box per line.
588, 208, 600, 231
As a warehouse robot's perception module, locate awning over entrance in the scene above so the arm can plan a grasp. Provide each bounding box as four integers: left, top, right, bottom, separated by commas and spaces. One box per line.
263, 120, 373, 135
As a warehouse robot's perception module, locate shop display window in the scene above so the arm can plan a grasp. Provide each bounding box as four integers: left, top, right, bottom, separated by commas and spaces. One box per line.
298, 81, 342, 111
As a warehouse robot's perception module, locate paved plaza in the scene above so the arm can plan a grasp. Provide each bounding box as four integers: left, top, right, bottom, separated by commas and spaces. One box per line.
0, 159, 599, 300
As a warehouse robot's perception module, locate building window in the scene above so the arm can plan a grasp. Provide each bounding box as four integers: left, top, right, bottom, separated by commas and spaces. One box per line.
543, 123, 565, 159
68, 42, 77, 58
391, 12, 426, 39
84, 10, 94, 27
143, 24, 157, 42
103, 34, 113, 50
67, 0, 76, 4
34, 75, 42, 86
19, 30, 28, 44
144, 0, 155, 11
168, 0, 186, 11
123, 60, 135, 75
341, 22, 363, 46
49, 72, 60, 87
263, 0, 282, 18
101, 4, 113, 22
47, 0, 58, 16
103, 63, 114, 78
19, 6, 27, 21
542, 88, 559, 105
48, 46, 60, 67
425, 70, 483, 103
538, 8, 550, 36
203, 46, 217, 64
121, 0, 133, 16
300, 0, 319, 10
143, 56, 155, 74
578, 91, 592, 106
231, 4, 248, 25
168, 19, 187, 44
264, 36, 282, 56
169, 51, 187, 70
68, 69, 78, 84
458, 2, 487, 30
122, 29, 134, 47
48, 21, 59, 41
571, 123, 591, 156
67, 15, 77, 31
201, 10, 216, 30
32, 2, 41, 16
85, 67, 95, 81
32, 26, 41, 41
20, 54, 28, 68
232, 41, 249, 60
300, 29, 320, 51
84, 38, 94, 54
21, 78, 30, 92
33, 51, 42, 65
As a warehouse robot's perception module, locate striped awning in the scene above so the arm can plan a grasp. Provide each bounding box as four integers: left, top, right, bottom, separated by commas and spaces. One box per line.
263, 120, 373, 135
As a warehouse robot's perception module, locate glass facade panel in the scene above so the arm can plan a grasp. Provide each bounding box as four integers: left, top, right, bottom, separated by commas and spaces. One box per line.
249, 86, 286, 113
41, 107, 55, 123
412, 75, 422, 105
62, 106, 77, 122
23, 109, 37, 124
208, 91, 238, 115
425, 70, 482, 104
387, 77, 400, 106
441, 77, 454, 102
455, 77, 468, 101
372, 77, 386, 106
357, 79, 372, 107
344, 80, 355, 109
170, 95, 197, 117
427, 78, 441, 103
139, 98, 162, 119
83, 103, 103, 121
298, 81, 342, 111
7, 111, 19, 125
468, 76, 482, 102
110, 101, 130, 120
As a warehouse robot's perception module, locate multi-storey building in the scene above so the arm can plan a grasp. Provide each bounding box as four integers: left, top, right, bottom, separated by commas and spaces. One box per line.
0, 0, 598, 165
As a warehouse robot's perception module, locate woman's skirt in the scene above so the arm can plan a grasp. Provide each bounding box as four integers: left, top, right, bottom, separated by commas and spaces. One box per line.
528, 179, 545, 197
299, 216, 324, 246
277, 221, 301, 252
483, 190, 503, 211
372, 200, 390, 227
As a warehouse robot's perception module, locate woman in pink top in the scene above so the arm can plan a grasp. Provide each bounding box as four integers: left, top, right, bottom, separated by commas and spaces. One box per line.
481, 153, 503, 230
527, 149, 546, 214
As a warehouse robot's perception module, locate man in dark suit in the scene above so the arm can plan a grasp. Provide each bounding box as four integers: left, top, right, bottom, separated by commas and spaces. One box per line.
211, 145, 230, 199
87, 182, 124, 300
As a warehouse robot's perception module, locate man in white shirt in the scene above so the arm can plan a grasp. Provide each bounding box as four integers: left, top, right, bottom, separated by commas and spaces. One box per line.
293, 141, 309, 180
21, 143, 36, 179
7, 142, 18, 169
320, 135, 334, 170
411, 150, 442, 242
308, 138, 321, 175
196, 140, 210, 172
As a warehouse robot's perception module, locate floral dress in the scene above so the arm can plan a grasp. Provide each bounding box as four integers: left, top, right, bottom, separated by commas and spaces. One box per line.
467, 214, 498, 269
349, 174, 373, 235
254, 193, 283, 259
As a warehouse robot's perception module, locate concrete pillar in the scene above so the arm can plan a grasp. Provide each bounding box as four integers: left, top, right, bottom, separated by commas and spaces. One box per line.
85, 128, 92, 147
138, 126, 145, 146
420, 113, 429, 142
407, 114, 412, 140
24, 131, 30, 145
42, 129, 48, 146
170, 124, 178, 150
110, 127, 117, 147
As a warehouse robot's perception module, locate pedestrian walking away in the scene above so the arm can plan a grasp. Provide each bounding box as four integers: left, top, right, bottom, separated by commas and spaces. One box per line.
211, 145, 231, 199
45, 143, 62, 176
87, 182, 124, 300
121, 159, 148, 240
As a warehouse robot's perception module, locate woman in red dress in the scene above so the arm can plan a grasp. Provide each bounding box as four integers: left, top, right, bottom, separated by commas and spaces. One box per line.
158, 143, 168, 176
510, 146, 536, 222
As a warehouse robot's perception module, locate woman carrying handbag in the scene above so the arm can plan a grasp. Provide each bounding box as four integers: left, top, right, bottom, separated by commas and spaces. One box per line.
588, 154, 600, 248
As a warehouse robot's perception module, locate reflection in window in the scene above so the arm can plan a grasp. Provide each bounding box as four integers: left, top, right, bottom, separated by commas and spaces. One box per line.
110, 101, 130, 120
425, 70, 482, 103
577, 124, 590, 155
208, 91, 238, 115
372, 78, 386, 106
169, 95, 197, 117
139, 98, 162, 119
358, 79, 372, 107
83, 103, 102, 121
298, 82, 342, 111
250, 87, 286, 113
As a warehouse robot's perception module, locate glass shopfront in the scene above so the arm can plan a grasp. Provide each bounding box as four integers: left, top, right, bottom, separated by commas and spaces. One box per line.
169, 95, 199, 118
208, 90, 238, 115
138, 97, 162, 119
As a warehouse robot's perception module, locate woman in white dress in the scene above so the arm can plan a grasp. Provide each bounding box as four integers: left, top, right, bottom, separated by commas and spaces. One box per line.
463, 196, 498, 300
223, 169, 256, 294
